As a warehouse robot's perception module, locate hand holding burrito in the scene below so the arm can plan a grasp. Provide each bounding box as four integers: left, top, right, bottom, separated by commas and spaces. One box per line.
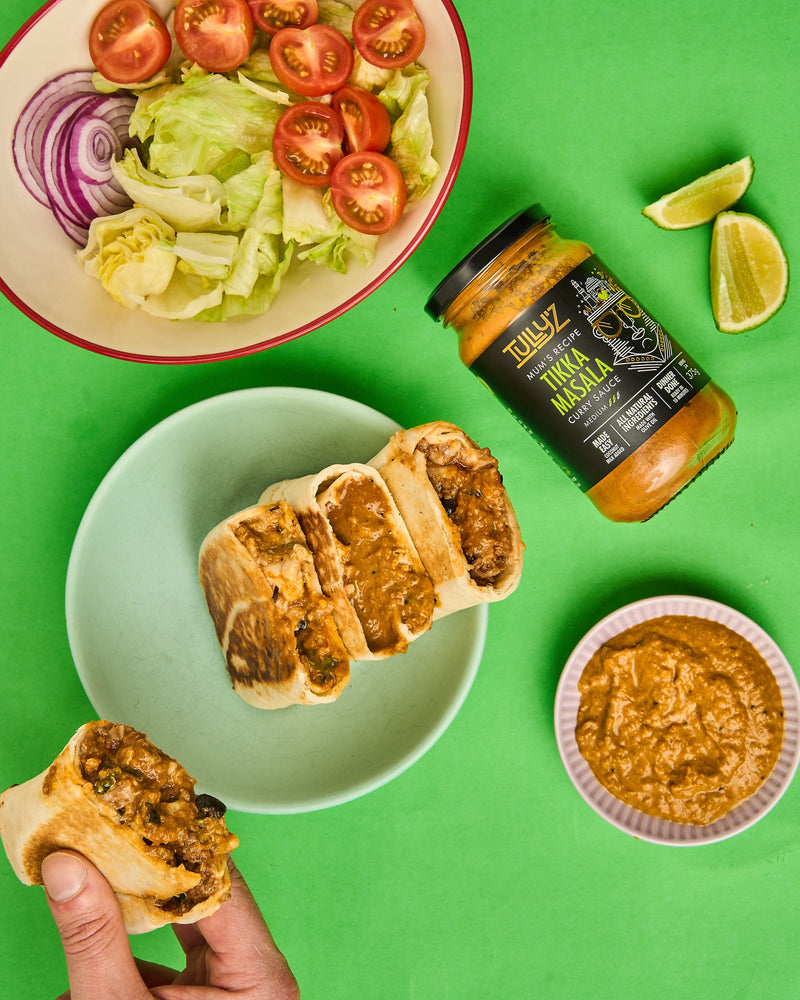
0, 721, 238, 934
40, 852, 298, 999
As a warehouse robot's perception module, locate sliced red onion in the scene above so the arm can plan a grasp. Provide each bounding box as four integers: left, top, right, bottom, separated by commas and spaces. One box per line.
13, 70, 95, 206
12, 71, 137, 246
41, 95, 104, 226
70, 100, 131, 184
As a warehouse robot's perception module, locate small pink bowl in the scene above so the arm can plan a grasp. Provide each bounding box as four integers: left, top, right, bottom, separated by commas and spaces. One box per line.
555, 595, 800, 845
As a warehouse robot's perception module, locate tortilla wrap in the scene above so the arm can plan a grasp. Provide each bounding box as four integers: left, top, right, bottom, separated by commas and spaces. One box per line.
260, 464, 435, 660
0, 721, 238, 934
368, 422, 524, 618
199, 500, 350, 708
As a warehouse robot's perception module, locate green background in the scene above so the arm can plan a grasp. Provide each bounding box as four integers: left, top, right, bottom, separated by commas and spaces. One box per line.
2, 0, 798, 997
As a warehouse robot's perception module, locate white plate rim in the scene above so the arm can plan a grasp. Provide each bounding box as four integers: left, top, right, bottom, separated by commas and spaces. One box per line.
65, 387, 488, 813
554, 594, 800, 845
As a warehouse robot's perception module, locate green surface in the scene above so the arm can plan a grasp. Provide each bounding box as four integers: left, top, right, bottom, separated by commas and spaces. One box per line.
1, 0, 799, 997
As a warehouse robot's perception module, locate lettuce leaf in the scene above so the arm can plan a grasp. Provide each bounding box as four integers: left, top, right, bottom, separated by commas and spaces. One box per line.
317, 0, 357, 38
111, 149, 226, 231
129, 71, 283, 177
382, 66, 439, 202
282, 179, 377, 273
76, 207, 176, 309
222, 150, 281, 232
140, 268, 225, 320
195, 238, 295, 321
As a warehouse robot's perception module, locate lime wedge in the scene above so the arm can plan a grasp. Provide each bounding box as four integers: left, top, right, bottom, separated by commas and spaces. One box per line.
710, 211, 789, 332
643, 156, 754, 229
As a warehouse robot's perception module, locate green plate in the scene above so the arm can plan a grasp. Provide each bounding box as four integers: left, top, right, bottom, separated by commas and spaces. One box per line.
65, 387, 487, 814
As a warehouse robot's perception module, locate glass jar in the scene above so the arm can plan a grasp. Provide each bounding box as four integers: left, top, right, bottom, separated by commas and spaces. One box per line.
425, 206, 737, 523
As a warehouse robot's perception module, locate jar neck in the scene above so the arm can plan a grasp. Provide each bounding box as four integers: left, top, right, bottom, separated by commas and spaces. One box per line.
441, 219, 558, 330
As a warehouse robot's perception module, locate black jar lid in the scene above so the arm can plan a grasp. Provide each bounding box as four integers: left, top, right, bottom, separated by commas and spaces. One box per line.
424, 204, 549, 320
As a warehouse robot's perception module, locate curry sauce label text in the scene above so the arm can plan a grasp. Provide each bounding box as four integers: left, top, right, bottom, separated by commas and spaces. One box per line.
471, 256, 711, 490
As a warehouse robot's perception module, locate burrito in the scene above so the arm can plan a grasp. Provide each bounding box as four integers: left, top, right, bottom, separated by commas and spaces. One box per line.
199, 500, 350, 708
260, 465, 436, 661
368, 422, 524, 618
0, 721, 238, 934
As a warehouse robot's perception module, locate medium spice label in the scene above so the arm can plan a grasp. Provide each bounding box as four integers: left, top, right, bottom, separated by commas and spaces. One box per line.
471, 255, 712, 490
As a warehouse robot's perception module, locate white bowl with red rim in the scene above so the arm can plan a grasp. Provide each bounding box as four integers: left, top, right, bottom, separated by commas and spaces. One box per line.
0, 0, 472, 363
554, 595, 800, 845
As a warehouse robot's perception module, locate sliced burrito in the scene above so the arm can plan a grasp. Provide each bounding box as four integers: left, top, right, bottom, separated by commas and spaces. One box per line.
368, 422, 524, 618
199, 500, 350, 709
260, 465, 436, 661
0, 721, 238, 934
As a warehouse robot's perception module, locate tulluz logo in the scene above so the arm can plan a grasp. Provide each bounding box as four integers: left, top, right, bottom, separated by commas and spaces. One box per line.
500, 302, 570, 369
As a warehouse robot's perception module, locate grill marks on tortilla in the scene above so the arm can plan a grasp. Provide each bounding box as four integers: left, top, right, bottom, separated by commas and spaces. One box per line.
203, 502, 348, 694
418, 439, 513, 587
225, 603, 293, 684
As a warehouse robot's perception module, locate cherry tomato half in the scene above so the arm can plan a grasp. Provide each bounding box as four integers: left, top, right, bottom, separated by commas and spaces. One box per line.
247, 0, 318, 34
272, 101, 345, 186
330, 151, 407, 234
352, 0, 425, 69
88, 0, 172, 84
269, 24, 354, 97
174, 0, 255, 73
332, 85, 392, 154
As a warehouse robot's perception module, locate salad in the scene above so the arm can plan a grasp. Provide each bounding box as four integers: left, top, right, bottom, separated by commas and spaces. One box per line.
12, 0, 438, 322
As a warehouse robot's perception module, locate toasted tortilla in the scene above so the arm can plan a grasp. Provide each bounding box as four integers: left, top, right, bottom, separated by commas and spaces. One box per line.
199, 500, 350, 708
0, 721, 238, 934
260, 464, 436, 660
368, 422, 524, 618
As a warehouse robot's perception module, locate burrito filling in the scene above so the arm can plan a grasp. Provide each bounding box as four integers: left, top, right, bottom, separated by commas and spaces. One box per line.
320, 474, 435, 652
418, 439, 513, 587
77, 722, 237, 915
231, 505, 348, 689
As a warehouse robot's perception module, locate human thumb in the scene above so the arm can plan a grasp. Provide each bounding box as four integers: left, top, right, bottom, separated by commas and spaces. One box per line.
42, 851, 151, 1000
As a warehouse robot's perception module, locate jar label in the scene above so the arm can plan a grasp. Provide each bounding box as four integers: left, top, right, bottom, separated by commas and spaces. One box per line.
470, 255, 712, 490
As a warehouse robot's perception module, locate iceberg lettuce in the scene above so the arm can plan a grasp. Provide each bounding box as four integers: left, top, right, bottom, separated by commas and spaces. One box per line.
129, 71, 284, 177
380, 67, 439, 202
281, 178, 377, 273
78, 10, 438, 322
111, 149, 226, 231
223, 151, 282, 233
76, 207, 176, 309
140, 268, 225, 320
173, 232, 238, 279
195, 237, 294, 321
317, 0, 357, 38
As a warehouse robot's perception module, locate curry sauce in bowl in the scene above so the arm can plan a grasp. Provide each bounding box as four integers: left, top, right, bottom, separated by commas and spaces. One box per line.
555, 596, 800, 845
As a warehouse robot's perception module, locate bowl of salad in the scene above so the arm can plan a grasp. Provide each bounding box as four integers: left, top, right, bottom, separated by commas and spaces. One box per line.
0, 0, 471, 362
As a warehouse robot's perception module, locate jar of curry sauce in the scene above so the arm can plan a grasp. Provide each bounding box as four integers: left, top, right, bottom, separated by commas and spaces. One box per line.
425, 206, 737, 522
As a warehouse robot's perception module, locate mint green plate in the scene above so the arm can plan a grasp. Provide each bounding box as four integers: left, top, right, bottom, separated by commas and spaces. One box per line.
65, 387, 487, 814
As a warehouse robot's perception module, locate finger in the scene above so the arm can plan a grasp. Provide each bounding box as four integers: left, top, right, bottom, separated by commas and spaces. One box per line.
170, 919, 205, 957
167, 861, 298, 996
135, 959, 180, 989
169, 861, 271, 967
54, 938, 179, 995
41, 851, 151, 1000
199, 860, 284, 954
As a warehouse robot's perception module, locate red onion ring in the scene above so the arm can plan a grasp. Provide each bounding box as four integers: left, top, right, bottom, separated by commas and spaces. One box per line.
12, 71, 137, 246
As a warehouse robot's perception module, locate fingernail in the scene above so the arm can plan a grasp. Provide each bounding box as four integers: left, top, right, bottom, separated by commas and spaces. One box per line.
41, 853, 88, 903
